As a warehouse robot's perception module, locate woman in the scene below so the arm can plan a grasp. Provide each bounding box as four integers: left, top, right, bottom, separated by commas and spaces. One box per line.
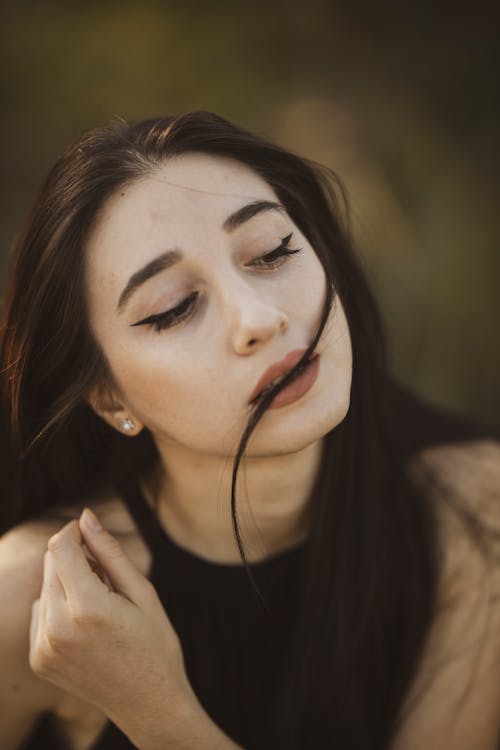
0, 112, 499, 750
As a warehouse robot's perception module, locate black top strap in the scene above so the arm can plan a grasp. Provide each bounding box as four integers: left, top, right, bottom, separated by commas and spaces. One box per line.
114, 470, 308, 586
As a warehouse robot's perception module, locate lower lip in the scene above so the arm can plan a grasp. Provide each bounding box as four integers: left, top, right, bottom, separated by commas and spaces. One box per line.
254, 355, 321, 410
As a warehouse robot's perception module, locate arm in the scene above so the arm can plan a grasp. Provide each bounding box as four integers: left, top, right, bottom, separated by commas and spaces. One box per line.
391, 441, 500, 749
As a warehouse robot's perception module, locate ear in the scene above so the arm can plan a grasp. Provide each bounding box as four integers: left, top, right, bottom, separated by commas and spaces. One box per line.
85, 383, 144, 437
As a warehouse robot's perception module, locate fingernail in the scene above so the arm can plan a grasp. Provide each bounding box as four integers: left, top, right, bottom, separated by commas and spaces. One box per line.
82, 507, 102, 531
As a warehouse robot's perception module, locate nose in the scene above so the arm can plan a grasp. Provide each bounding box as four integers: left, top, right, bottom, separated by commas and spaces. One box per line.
222, 280, 289, 355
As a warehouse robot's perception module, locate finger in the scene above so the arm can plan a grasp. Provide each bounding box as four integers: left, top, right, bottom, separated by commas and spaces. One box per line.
79, 508, 147, 603
82, 543, 115, 591
48, 520, 102, 601
29, 598, 40, 655
41, 549, 67, 602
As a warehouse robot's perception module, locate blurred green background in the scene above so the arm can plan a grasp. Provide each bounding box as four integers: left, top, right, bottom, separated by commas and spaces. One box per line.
1, 1, 498, 428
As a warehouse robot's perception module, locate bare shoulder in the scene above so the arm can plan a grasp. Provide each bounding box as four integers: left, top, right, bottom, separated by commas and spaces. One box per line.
407, 437, 500, 513
406, 439, 500, 603
0, 492, 151, 746
391, 440, 500, 749
0, 513, 92, 692
407, 434, 500, 617
0, 494, 144, 684
407, 438, 500, 586
0, 516, 69, 743
0, 514, 67, 650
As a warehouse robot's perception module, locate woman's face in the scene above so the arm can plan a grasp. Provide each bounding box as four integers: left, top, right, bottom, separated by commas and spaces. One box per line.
85, 152, 352, 457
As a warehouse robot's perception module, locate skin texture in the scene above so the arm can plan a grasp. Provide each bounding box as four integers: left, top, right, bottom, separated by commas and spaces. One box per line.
84, 152, 353, 563
19, 154, 500, 748
29, 510, 242, 749
27, 155, 353, 745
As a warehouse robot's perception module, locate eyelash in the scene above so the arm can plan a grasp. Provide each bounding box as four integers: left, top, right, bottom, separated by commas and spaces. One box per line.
131, 232, 302, 334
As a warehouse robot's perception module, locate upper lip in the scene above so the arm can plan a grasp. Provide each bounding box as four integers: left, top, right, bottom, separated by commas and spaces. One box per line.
248, 348, 316, 405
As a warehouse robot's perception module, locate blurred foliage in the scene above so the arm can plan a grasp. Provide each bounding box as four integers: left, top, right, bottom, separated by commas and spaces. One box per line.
1, 0, 498, 427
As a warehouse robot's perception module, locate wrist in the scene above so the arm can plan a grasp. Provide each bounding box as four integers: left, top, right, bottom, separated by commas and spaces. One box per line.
170, 699, 244, 750
125, 692, 244, 750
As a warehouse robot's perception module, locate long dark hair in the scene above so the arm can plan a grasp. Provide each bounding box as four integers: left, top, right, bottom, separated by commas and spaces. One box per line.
1, 112, 498, 749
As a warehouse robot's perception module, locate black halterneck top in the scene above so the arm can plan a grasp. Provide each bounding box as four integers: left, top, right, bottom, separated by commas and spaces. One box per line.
20, 473, 307, 750
18, 378, 500, 750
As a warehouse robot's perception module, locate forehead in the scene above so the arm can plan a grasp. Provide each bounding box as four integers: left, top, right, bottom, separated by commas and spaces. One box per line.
92, 152, 277, 244
84, 152, 282, 316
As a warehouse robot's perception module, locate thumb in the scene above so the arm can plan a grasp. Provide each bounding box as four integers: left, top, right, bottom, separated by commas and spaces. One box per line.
79, 508, 146, 603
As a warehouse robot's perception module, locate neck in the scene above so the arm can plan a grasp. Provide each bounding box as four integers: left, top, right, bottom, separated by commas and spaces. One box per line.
141, 438, 324, 564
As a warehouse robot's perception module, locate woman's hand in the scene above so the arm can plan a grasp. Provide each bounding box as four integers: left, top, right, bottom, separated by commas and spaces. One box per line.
29, 507, 201, 745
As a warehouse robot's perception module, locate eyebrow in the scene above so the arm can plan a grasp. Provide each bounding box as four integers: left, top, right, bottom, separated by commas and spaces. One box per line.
116, 200, 284, 313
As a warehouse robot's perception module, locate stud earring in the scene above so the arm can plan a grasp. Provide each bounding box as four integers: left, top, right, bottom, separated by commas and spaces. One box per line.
120, 418, 135, 433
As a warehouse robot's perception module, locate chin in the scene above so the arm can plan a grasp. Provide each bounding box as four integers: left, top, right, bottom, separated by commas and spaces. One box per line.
247, 391, 351, 457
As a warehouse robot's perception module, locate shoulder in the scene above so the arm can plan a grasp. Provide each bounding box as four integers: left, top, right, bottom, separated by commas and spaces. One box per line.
412, 434, 500, 616
407, 438, 500, 620
407, 438, 500, 566
0, 517, 68, 732
418, 436, 500, 611
0, 515, 67, 643
392, 440, 500, 749
0, 492, 152, 745
0, 494, 143, 711
407, 437, 500, 502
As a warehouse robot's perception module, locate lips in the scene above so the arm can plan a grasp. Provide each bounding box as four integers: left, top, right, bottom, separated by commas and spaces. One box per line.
248, 348, 315, 405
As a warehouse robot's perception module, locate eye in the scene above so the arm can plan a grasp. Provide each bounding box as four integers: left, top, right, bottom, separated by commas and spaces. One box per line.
248, 232, 302, 270
130, 291, 199, 333
129, 232, 301, 334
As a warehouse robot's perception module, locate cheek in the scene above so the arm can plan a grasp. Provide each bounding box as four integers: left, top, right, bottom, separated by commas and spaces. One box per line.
114, 357, 192, 412
294, 258, 328, 326
327, 297, 353, 378
131, 365, 245, 455
112, 352, 235, 430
